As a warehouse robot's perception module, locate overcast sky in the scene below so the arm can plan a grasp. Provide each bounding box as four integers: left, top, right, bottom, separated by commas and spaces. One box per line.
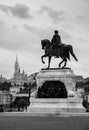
0, 0, 89, 78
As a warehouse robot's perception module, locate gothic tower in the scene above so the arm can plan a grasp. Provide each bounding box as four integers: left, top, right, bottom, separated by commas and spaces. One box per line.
14, 55, 20, 78
13, 55, 28, 86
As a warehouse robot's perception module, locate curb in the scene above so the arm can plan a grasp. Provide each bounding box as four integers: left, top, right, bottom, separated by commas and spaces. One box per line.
0, 112, 89, 117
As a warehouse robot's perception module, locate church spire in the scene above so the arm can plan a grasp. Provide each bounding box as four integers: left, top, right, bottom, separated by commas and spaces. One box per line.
16, 54, 18, 63
14, 54, 20, 75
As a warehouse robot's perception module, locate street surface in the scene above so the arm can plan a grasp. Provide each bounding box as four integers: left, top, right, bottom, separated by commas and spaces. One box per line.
0, 113, 89, 130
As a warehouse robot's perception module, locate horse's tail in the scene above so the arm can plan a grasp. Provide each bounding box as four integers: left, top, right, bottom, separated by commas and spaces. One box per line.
68, 45, 78, 61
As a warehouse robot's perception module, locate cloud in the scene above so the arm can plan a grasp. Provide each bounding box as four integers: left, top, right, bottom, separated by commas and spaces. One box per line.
39, 5, 65, 22
0, 22, 42, 58
75, 37, 89, 66
0, 25, 29, 52
0, 3, 33, 19
23, 24, 75, 45
0, 4, 8, 13
77, 15, 85, 20
24, 24, 45, 36
23, 24, 53, 39
24, 24, 42, 35
0, 20, 5, 30
83, 0, 89, 2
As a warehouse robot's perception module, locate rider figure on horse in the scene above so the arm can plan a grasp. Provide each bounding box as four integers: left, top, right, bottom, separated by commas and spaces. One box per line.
51, 30, 62, 57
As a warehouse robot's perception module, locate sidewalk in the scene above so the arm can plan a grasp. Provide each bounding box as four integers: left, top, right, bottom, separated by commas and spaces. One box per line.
0, 112, 89, 117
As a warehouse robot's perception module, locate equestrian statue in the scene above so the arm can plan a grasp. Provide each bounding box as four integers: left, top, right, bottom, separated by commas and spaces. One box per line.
41, 30, 78, 68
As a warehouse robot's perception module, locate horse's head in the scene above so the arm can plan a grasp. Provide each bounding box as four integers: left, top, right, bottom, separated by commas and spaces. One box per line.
41, 39, 51, 50
41, 40, 46, 49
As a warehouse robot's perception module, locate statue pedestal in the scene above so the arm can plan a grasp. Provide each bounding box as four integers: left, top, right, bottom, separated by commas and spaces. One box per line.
28, 68, 85, 114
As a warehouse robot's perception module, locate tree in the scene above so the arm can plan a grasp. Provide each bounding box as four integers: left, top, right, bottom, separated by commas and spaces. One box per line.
17, 98, 29, 110
12, 97, 30, 111
23, 83, 28, 88
0, 81, 11, 91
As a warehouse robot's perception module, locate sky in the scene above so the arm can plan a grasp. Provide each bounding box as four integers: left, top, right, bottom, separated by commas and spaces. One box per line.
0, 0, 89, 78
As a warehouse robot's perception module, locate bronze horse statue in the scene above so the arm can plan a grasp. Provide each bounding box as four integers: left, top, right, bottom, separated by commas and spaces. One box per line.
41, 39, 78, 68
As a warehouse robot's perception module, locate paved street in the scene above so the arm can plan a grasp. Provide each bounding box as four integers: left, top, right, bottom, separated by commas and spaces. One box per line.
0, 113, 89, 130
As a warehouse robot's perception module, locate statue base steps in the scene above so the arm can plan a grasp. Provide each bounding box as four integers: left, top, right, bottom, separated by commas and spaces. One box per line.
28, 98, 85, 114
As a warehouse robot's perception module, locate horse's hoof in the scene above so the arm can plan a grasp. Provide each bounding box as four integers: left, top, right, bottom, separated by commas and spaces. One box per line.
62, 66, 65, 69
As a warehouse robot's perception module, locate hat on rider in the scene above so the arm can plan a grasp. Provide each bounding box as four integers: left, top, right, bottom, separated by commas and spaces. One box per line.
54, 30, 58, 34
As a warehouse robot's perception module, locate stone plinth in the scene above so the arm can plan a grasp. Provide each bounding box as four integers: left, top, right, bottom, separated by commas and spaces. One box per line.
36, 68, 76, 97
28, 68, 85, 114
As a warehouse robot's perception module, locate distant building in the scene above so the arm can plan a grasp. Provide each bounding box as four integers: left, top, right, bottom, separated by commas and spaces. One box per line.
0, 75, 7, 83
10, 86, 20, 95
11, 56, 28, 86
75, 75, 84, 82
75, 75, 84, 98
13, 93, 29, 98
0, 90, 12, 105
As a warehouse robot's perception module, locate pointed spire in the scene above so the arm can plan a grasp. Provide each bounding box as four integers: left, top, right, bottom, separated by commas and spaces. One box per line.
14, 54, 20, 75
16, 54, 18, 63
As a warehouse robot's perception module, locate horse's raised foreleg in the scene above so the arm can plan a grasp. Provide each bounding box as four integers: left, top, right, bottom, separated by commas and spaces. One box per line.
48, 56, 51, 69
41, 54, 48, 64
